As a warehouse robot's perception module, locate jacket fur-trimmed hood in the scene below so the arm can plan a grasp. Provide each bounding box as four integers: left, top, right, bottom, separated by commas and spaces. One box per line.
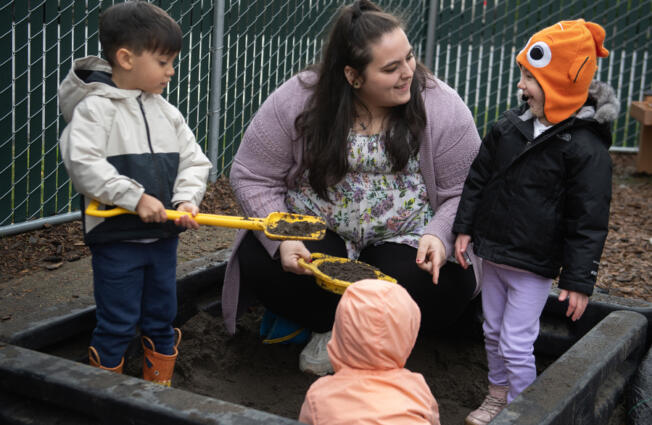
586, 80, 620, 123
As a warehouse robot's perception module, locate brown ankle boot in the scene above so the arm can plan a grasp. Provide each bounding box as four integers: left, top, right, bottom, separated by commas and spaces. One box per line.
88, 346, 124, 373
142, 328, 181, 387
465, 384, 509, 425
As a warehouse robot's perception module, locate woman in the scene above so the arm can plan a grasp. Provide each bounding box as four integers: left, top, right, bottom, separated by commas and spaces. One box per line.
222, 0, 482, 375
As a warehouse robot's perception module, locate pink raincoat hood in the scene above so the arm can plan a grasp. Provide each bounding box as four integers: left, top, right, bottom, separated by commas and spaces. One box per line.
299, 280, 440, 425
328, 279, 420, 371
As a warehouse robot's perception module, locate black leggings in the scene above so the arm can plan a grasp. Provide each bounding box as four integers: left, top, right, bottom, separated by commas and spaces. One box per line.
238, 230, 476, 333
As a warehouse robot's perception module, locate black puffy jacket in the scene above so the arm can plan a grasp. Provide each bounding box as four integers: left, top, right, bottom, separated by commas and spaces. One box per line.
453, 98, 613, 295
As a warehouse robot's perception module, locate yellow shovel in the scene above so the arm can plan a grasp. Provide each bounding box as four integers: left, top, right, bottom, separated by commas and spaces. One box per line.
84, 199, 326, 241
298, 253, 397, 294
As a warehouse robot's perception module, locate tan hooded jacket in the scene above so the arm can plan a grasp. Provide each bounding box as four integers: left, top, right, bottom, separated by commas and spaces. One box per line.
299, 279, 440, 425
58, 56, 211, 244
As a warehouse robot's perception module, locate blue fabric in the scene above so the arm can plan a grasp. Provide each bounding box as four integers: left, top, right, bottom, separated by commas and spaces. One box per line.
89, 237, 178, 367
260, 309, 310, 344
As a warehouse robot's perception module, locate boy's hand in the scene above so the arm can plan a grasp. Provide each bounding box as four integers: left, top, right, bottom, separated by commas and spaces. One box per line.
455, 234, 472, 269
279, 240, 313, 276
174, 202, 200, 230
136, 194, 167, 223
416, 234, 446, 285
558, 289, 589, 322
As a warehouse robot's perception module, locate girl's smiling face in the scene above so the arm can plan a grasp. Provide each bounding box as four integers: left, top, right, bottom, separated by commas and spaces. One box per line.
517, 64, 551, 125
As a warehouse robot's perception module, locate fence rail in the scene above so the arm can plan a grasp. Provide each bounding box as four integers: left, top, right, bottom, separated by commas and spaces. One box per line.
0, 0, 650, 231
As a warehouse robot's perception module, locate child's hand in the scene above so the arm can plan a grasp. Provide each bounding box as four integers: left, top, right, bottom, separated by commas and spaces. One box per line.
136, 194, 167, 223
279, 240, 313, 276
416, 234, 446, 284
455, 234, 472, 269
174, 202, 200, 230
558, 289, 589, 322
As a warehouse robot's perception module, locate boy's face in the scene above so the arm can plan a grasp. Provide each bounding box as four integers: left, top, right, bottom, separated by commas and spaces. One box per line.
122, 50, 178, 94
517, 65, 548, 124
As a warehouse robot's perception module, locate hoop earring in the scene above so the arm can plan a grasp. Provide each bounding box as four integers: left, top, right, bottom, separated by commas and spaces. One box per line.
353, 81, 361, 89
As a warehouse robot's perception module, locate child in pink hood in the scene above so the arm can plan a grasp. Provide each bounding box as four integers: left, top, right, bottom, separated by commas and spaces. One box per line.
299, 279, 440, 425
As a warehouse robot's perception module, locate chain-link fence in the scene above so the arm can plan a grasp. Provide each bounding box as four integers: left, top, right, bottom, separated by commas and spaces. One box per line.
0, 0, 215, 229
431, 0, 651, 144
1, 0, 650, 232
215, 0, 428, 177
0, 0, 426, 231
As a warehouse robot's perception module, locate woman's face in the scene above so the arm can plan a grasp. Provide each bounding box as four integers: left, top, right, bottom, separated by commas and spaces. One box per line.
353, 28, 416, 116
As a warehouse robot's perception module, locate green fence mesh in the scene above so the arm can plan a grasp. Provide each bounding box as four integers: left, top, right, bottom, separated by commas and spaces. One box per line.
432, 0, 651, 144
1, 0, 649, 229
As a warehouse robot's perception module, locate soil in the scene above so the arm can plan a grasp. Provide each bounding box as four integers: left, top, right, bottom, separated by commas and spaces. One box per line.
0, 154, 650, 424
267, 214, 327, 239
170, 306, 516, 423
318, 259, 380, 282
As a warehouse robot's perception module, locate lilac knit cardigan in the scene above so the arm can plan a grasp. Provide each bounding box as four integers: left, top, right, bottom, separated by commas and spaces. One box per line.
222, 72, 482, 334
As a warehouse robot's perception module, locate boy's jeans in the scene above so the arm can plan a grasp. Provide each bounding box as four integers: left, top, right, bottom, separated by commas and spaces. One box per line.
481, 261, 552, 403
90, 237, 178, 367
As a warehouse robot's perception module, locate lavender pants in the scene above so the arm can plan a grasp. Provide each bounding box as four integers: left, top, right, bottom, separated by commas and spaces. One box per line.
481, 261, 552, 403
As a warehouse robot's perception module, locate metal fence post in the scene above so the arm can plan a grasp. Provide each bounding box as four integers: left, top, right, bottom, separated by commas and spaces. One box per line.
207, 0, 226, 183
424, 0, 438, 71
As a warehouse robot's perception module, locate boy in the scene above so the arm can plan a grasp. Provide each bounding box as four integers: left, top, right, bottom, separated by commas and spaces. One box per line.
299, 279, 440, 425
453, 20, 617, 425
58, 1, 211, 386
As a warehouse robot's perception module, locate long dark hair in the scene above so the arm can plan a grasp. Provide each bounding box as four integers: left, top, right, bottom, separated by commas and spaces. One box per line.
295, 0, 430, 200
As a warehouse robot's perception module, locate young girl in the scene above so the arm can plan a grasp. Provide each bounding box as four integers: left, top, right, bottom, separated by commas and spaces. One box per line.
299, 279, 440, 425
453, 19, 617, 425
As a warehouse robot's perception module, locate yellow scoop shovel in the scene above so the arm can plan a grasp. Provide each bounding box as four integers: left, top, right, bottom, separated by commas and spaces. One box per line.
298, 253, 397, 294
84, 199, 326, 241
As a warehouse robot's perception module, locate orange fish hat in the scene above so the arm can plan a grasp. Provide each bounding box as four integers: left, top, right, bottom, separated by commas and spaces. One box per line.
516, 19, 609, 124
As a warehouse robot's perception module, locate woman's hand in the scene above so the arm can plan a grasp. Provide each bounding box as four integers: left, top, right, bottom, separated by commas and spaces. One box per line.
279, 240, 313, 275
416, 234, 447, 284
454, 234, 472, 269
174, 202, 200, 230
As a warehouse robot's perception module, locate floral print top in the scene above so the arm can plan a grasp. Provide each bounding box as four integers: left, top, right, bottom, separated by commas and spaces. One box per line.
286, 131, 434, 259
